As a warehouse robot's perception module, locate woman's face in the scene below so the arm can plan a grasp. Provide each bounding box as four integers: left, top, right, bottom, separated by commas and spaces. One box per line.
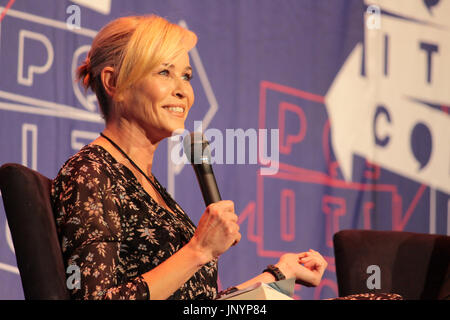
122, 50, 194, 141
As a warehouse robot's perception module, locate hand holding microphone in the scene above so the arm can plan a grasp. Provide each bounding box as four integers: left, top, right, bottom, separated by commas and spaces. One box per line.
191, 200, 241, 262
183, 132, 241, 263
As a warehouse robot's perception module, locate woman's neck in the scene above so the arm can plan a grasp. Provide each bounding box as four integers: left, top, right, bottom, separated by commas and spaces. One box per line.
94, 118, 160, 177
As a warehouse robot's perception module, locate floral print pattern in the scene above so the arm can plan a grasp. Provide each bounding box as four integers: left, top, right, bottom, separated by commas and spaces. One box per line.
51, 144, 218, 300
329, 293, 403, 300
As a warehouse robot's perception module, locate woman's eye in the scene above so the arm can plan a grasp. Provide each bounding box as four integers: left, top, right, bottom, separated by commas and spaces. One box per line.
158, 69, 169, 76
158, 69, 192, 81
183, 73, 193, 81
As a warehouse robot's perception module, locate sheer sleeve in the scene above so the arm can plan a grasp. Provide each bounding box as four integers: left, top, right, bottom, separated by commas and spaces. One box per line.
52, 159, 150, 300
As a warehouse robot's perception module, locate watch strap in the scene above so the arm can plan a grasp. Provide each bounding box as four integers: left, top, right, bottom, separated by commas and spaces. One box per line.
263, 264, 286, 281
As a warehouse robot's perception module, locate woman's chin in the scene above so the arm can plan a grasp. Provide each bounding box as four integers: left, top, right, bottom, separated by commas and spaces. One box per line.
144, 120, 187, 141
161, 123, 187, 139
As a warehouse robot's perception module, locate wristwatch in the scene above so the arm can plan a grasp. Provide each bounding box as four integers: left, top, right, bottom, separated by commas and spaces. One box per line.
263, 264, 286, 281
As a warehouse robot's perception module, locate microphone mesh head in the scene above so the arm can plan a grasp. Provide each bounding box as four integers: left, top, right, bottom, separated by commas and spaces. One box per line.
183, 132, 212, 164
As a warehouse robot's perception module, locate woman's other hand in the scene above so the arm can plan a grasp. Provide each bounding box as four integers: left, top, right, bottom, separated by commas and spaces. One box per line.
275, 249, 328, 287
188, 200, 241, 264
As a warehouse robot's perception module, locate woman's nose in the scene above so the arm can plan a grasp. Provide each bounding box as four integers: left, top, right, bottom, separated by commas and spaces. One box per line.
173, 80, 186, 99
174, 85, 191, 103
175, 90, 184, 99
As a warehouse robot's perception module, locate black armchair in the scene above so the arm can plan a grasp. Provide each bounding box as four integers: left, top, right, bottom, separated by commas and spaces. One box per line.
0, 163, 70, 299
333, 229, 450, 300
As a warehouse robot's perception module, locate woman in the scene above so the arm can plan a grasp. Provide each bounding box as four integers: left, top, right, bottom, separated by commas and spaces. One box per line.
51, 15, 327, 300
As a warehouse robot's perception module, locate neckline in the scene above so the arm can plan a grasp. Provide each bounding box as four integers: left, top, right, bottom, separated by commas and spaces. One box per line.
86, 143, 183, 220
100, 132, 158, 190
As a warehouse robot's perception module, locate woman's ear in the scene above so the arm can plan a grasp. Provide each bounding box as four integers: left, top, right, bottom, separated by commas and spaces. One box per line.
100, 66, 117, 98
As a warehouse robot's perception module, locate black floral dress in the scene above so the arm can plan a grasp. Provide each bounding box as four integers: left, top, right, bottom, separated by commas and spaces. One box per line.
51, 144, 218, 300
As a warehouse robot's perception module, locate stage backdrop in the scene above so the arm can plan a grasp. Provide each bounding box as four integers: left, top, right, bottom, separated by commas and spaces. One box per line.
0, 0, 449, 300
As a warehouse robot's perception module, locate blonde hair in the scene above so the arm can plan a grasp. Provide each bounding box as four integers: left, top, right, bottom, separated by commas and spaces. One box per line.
77, 15, 197, 120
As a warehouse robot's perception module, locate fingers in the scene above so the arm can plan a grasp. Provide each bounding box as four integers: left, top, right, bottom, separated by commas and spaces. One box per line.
298, 249, 324, 260
301, 260, 320, 272
298, 252, 308, 258
298, 250, 328, 272
210, 201, 239, 235
299, 256, 313, 264
207, 200, 235, 213
226, 217, 241, 245
275, 250, 327, 287
207, 200, 238, 223
299, 257, 318, 270
232, 230, 242, 246
197, 200, 241, 257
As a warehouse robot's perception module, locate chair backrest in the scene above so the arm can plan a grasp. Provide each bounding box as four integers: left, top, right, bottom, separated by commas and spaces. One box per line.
0, 163, 70, 300
333, 229, 450, 300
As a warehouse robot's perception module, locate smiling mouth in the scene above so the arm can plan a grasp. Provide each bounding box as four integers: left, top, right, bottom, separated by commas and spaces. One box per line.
163, 105, 185, 117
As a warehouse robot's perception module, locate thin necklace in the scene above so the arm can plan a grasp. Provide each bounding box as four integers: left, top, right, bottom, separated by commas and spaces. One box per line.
100, 132, 164, 200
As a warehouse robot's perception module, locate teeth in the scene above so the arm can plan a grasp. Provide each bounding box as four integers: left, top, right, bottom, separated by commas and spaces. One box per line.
165, 106, 184, 113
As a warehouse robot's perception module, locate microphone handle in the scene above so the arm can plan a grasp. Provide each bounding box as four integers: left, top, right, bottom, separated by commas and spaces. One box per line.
193, 163, 222, 206
193, 162, 238, 246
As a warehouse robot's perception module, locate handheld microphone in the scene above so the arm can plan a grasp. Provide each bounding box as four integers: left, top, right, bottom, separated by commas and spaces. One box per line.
183, 132, 221, 206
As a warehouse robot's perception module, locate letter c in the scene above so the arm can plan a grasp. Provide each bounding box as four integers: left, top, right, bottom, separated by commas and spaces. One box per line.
373, 105, 392, 147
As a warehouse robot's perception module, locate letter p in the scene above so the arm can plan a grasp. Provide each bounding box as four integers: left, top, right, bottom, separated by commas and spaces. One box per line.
18, 30, 54, 86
